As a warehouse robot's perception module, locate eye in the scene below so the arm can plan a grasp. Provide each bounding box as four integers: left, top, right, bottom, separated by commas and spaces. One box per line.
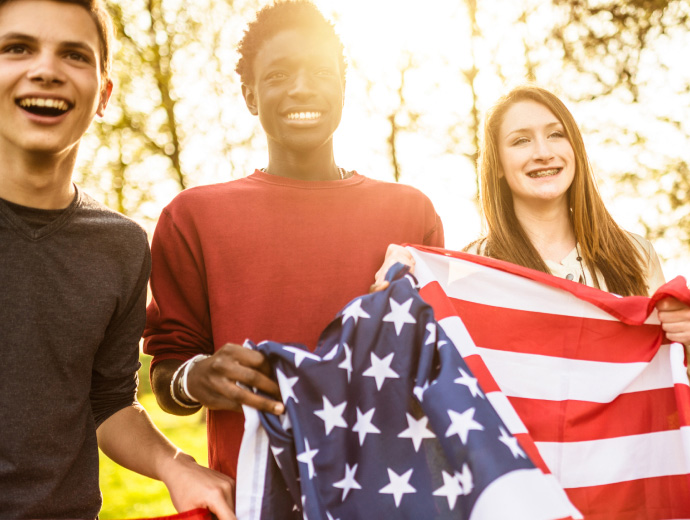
315, 67, 335, 76
511, 137, 529, 146
266, 71, 287, 81
2, 43, 29, 55
549, 130, 565, 139
65, 51, 89, 63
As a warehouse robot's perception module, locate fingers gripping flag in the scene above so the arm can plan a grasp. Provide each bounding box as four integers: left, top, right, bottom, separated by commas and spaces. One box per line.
236, 264, 579, 520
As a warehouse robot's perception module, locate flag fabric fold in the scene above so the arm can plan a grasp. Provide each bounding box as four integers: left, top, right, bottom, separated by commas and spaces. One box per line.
236, 263, 579, 520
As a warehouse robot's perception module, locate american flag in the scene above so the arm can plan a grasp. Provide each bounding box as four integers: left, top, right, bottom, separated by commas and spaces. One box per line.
236, 255, 588, 519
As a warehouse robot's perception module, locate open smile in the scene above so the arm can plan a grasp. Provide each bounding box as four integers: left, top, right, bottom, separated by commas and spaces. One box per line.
16, 97, 72, 117
285, 111, 322, 121
527, 167, 561, 178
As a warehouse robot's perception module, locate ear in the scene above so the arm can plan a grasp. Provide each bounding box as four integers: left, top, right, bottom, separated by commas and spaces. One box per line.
242, 83, 259, 116
96, 80, 113, 117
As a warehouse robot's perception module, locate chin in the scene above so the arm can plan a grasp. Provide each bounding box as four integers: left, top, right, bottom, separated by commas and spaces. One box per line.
23, 140, 77, 157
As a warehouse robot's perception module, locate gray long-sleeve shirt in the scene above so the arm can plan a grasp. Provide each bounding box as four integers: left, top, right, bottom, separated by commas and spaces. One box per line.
0, 187, 150, 519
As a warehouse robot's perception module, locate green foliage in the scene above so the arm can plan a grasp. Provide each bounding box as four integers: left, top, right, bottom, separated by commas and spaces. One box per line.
543, 0, 690, 254
98, 355, 208, 519
78, 0, 689, 269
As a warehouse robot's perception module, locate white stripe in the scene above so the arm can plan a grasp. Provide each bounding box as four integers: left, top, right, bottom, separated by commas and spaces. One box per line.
476, 344, 675, 403
470, 468, 583, 520
537, 428, 690, 488
236, 406, 270, 520
437, 315, 479, 357
410, 249, 661, 325
670, 342, 690, 387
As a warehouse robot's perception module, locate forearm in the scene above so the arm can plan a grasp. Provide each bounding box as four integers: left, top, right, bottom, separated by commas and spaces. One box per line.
151, 358, 200, 416
96, 403, 192, 480
97, 403, 236, 518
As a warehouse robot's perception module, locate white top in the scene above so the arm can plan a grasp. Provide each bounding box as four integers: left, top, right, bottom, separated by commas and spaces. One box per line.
467, 232, 666, 296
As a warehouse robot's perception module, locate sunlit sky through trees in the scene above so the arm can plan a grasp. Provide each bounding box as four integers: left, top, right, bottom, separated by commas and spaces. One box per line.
83, 0, 690, 280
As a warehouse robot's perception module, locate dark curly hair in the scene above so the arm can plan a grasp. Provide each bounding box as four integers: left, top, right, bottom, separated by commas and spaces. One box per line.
235, 0, 347, 87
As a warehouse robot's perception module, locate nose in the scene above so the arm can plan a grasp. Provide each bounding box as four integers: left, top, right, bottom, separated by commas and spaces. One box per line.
532, 136, 554, 161
287, 69, 315, 99
27, 51, 65, 85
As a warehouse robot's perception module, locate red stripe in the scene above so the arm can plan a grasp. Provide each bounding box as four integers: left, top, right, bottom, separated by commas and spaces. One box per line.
565, 475, 690, 520
676, 383, 690, 427
420, 281, 458, 322
509, 388, 683, 442
421, 281, 664, 364
462, 354, 502, 394
453, 297, 662, 363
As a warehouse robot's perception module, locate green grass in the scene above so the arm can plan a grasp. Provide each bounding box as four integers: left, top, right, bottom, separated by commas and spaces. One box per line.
98, 355, 208, 519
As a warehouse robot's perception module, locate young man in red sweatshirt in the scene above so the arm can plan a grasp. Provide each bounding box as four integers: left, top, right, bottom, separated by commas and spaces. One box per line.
144, 0, 444, 493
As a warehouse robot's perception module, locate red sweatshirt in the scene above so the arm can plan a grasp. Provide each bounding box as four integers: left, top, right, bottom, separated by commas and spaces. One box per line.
144, 170, 444, 478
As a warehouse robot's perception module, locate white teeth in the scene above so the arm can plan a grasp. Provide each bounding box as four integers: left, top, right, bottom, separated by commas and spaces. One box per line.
19, 98, 69, 111
287, 111, 321, 120
527, 168, 560, 178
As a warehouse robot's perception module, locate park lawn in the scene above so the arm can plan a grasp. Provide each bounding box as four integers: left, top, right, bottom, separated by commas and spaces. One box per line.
98, 355, 208, 519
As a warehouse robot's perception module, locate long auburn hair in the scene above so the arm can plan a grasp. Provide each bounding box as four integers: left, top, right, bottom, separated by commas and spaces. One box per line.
470, 85, 648, 296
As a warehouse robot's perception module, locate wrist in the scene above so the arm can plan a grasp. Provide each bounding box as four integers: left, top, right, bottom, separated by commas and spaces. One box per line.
158, 448, 197, 484
181, 354, 210, 402
170, 355, 209, 409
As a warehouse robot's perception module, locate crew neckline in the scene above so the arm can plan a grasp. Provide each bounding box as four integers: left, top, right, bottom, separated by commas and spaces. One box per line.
248, 169, 364, 189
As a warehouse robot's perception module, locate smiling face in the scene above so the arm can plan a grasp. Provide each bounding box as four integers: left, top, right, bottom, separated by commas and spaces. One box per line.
497, 99, 575, 211
0, 0, 111, 160
242, 28, 344, 161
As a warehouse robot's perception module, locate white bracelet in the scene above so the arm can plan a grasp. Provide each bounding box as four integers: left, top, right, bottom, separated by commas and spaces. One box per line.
170, 361, 201, 409
181, 354, 210, 404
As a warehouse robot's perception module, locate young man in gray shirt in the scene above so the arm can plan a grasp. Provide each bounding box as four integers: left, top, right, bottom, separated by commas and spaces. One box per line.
0, 0, 235, 517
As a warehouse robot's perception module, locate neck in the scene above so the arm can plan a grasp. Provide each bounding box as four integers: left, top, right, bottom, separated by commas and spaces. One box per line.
514, 199, 575, 263
265, 141, 340, 181
0, 149, 78, 209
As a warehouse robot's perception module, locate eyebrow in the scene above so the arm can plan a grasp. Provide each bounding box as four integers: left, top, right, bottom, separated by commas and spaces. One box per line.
265, 53, 336, 68
504, 121, 564, 138
0, 31, 33, 42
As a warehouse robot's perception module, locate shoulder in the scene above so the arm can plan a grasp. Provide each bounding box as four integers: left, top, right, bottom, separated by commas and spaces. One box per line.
355, 175, 438, 208
77, 190, 147, 246
625, 231, 666, 293
626, 231, 657, 261
358, 175, 430, 196
162, 177, 255, 215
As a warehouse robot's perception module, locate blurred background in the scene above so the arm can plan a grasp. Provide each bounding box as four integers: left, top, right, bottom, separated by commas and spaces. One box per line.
95, 0, 690, 516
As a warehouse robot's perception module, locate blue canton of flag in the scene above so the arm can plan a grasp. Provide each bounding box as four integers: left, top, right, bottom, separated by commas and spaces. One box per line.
236, 264, 575, 520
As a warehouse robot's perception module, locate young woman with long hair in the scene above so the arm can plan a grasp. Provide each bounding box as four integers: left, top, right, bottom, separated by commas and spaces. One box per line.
373, 85, 690, 352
